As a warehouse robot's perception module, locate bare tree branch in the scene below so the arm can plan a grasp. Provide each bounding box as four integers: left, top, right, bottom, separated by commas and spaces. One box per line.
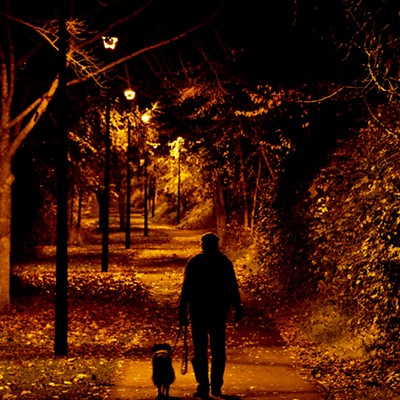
79, 0, 155, 49
298, 87, 345, 103
9, 76, 59, 158
364, 98, 399, 136
67, 4, 223, 87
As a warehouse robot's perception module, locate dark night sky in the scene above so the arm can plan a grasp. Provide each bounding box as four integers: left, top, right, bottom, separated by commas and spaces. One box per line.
7, 0, 349, 90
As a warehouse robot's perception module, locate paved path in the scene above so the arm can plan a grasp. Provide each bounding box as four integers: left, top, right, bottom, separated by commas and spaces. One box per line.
109, 213, 321, 400
110, 323, 321, 400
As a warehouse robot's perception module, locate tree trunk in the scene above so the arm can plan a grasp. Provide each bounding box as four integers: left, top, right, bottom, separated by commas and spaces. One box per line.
238, 149, 250, 229
150, 178, 156, 217
117, 186, 126, 231
213, 174, 227, 241
69, 183, 75, 227
77, 187, 83, 229
0, 158, 13, 313
250, 155, 262, 233
54, 2, 69, 355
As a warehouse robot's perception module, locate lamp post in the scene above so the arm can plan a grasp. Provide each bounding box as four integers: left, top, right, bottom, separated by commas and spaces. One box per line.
141, 114, 150, 237
144, 152, 149, 237
55, 0, 68, 356
176, 137, 184, 225
101, 36, 118, 272
124, 88, 136, 249
177, 143, 181, 225
102, 93, 111, 272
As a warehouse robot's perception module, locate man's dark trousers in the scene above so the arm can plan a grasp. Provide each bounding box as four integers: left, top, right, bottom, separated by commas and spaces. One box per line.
191, 316, 226, 393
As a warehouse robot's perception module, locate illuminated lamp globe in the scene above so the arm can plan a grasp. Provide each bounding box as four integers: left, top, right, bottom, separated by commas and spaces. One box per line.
124, 89, 136, 100
102, 36, 118, 50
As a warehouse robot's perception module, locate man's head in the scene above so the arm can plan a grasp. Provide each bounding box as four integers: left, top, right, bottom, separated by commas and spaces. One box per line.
201, 232, 219, 253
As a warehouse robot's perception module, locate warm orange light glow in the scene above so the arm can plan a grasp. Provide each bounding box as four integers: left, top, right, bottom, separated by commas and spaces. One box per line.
102, 36, 118, 50
124, 89, 136, 100
141, 114, 151, 124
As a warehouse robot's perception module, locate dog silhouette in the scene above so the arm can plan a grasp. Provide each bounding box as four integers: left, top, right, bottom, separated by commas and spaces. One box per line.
151, 343, 175, 398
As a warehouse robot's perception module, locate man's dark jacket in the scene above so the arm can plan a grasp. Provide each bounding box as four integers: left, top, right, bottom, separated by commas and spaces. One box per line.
179, 251, 241, 322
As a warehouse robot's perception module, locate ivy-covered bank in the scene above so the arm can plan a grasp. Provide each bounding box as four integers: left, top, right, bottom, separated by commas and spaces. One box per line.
229, 116, 400, 400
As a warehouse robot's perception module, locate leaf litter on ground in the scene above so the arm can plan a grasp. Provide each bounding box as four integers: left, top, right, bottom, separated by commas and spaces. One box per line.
2, 236, 186, 399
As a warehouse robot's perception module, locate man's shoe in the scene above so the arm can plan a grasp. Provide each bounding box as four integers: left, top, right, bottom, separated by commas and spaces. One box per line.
211, 388, 223, 397
193, 390, 210, 399
193, 385, 210, 399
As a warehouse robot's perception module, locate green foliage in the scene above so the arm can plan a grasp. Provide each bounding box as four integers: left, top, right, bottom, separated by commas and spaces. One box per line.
31, 198, 58, 246
153, 138, 213, 222
0, 357, 121, 400
178, 199, 215, 230
299, 117, 400, 397
248, 110, 400, 399
13, 268, 148, 304
308, 120, 400, 316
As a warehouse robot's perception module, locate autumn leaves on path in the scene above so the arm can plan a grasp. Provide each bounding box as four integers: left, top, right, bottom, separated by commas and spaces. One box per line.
110, 220, 322, 400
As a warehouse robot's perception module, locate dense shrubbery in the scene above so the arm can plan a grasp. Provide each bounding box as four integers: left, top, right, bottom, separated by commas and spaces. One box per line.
233, 115, 400, 399
301, 120, 400, 398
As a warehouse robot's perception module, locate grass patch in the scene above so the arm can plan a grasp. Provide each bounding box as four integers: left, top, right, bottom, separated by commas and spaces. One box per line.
2, 239, 179, 399
0, 357, 122, 400
276, 300, 400, 400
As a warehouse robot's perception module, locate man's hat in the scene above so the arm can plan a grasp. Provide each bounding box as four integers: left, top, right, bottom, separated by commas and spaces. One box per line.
201, 232, 219, 245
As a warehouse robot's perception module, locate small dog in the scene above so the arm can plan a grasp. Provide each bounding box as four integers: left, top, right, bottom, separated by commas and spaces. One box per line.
151, 343, 175, 398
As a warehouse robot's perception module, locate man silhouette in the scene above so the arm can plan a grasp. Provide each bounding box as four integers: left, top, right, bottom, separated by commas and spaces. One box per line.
178, 232, 243, 399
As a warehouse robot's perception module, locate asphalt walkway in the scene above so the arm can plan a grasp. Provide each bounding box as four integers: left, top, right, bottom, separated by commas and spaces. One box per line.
110, 331, 321, 400
108, 214, 322, 400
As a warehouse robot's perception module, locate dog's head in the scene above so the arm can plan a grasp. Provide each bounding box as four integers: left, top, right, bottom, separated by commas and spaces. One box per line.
151, 343, 172, 355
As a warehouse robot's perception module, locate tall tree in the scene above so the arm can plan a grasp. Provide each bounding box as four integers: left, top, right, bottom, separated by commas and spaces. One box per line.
54, 0, 68, 356
0, 0, 220, 312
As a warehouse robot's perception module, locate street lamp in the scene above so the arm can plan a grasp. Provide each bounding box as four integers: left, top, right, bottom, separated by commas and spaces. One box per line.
124, 88, 135, 100
102, 36, 118, 50
101, 36, 118, 273
124, 88, 136, 249
141, 114, 150, 124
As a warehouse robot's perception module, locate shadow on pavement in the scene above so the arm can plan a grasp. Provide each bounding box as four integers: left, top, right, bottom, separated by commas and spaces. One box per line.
153, 395, 242, 400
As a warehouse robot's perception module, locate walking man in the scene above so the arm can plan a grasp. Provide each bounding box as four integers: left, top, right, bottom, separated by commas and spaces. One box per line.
178, 232, 243, 399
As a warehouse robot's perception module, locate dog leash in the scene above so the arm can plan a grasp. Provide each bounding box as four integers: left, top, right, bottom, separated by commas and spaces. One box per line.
172, 325, 182, 354
172, 324, 189, 375
181, 324, 188, 375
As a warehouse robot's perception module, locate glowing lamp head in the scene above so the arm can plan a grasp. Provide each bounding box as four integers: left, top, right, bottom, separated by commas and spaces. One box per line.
124, 89, 136, 100
102, 36, 118, 50
141, 114, 150, 124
